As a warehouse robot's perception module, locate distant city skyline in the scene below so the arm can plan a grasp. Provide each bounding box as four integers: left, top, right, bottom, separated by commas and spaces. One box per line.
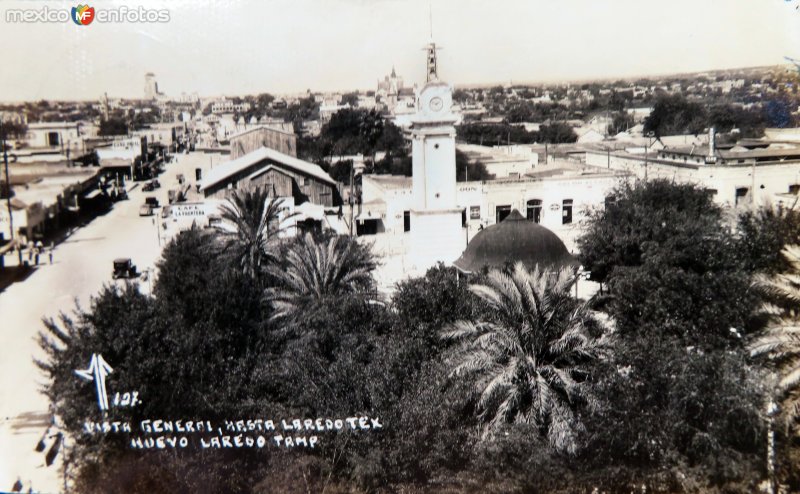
0, 0, 797, 102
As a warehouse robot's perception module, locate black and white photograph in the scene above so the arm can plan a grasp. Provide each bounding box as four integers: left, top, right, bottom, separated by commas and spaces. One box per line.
1, 1, 799, 492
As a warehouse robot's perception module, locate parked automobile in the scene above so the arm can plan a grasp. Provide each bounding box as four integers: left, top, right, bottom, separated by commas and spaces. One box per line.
142, 182, 155, 192
152, 179, 161, 189
139, 204, 154, 216
144, 197, 160, 208
112, 258, 138, 279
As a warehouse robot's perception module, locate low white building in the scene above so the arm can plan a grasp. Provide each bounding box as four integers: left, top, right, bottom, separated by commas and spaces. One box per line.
585, 133, 800, 207
360, 163, 626, 253
457, 143, 539, 178
24, 122, 81, 152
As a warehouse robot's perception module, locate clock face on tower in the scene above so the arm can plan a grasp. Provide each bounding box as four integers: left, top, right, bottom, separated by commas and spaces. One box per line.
418, 83, 453, 118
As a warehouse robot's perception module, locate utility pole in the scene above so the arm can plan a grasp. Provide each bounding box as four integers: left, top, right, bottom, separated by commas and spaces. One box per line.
2, 121, 21, 264
349, 161, 355, 236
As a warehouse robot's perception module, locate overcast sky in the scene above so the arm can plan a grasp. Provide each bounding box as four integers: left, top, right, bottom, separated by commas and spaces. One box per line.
0, 0, 797, 102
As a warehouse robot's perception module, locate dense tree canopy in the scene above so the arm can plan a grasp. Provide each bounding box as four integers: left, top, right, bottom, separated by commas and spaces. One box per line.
36, 179, 799, 492
98, 117, 128, 136
644, 94, 766, 138
577, 179, 768, 489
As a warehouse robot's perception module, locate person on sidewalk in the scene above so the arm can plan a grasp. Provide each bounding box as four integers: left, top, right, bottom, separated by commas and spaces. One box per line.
48, 242, 54, 264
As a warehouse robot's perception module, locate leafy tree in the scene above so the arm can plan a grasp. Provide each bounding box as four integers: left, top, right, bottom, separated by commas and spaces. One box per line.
255, 93, 275, 111
736, 202, 800, 275
265, 232, 377, 320
98, 117, 128, 136
764, 95, 798, 128
327, 159, 354, 184
442, 263, 608, 455
452, 89, 472, 104
340, 92, 359, 107
537, 122, 578, 143
0, 120, 27, 140
607, 111, 634, 135
216, 188, 294, 279
455, 149, 493, 182
708, 104, 765, 138
644, 94, 707, 137
577, 179, 767, 486
37, 230, 272, 493
457, 123, 537, 145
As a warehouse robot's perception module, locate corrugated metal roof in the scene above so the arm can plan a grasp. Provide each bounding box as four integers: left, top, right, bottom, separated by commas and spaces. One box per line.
201, 147, 335, 190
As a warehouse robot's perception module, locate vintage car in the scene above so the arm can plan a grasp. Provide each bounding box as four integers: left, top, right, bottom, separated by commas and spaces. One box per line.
139, 204, 153, 216
142, 181, 155, 192
144, 196, 160, 208
112, 258, 138, 279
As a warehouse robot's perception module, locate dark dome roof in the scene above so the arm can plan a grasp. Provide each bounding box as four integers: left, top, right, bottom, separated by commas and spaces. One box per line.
454, 209, 577, 273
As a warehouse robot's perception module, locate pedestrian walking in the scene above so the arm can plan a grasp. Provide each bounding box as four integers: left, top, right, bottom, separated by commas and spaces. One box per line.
35, 240, 43, 266
48, 243, 54, 264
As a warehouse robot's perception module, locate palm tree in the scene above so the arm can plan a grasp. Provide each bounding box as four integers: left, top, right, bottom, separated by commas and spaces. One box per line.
216, 187, 294, 278
442, 262, 608, 455
750, 244, 800, 427
265, 232, 377, 320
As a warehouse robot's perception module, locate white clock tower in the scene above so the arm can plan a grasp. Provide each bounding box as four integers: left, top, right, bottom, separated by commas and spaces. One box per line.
409, 43, 464, 270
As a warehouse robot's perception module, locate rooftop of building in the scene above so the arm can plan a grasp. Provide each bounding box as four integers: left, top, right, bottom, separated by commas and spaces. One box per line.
228, 124, 295, 141
201, 146, 335, 190
453, 209, 578, 274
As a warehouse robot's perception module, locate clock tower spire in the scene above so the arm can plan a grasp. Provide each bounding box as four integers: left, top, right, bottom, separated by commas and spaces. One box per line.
408, 41, 463, 270
426, 42, 439, 83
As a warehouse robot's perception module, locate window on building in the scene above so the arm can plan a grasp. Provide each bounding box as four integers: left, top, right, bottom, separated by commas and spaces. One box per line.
403, 211, 410, 232
562, 199, 573, 224
47, 132, 60, 146
526, 199, 542, 223
496, 205, 512, 223
469, 206, 480, 220
789, 184, 800, 195
735, 187, 749, 206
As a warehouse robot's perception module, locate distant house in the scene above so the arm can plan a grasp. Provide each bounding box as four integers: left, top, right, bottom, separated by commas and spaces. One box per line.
25, 122, 81, 151
201, 147, 341, 207
577, 128, 605, 143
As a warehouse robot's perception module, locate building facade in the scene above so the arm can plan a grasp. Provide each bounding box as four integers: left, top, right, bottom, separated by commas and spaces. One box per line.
201, 147, 340, 207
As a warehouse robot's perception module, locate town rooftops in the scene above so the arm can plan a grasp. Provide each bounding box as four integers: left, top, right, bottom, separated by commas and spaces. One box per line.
662, 143, 800, 161
200, 146, 335, 190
